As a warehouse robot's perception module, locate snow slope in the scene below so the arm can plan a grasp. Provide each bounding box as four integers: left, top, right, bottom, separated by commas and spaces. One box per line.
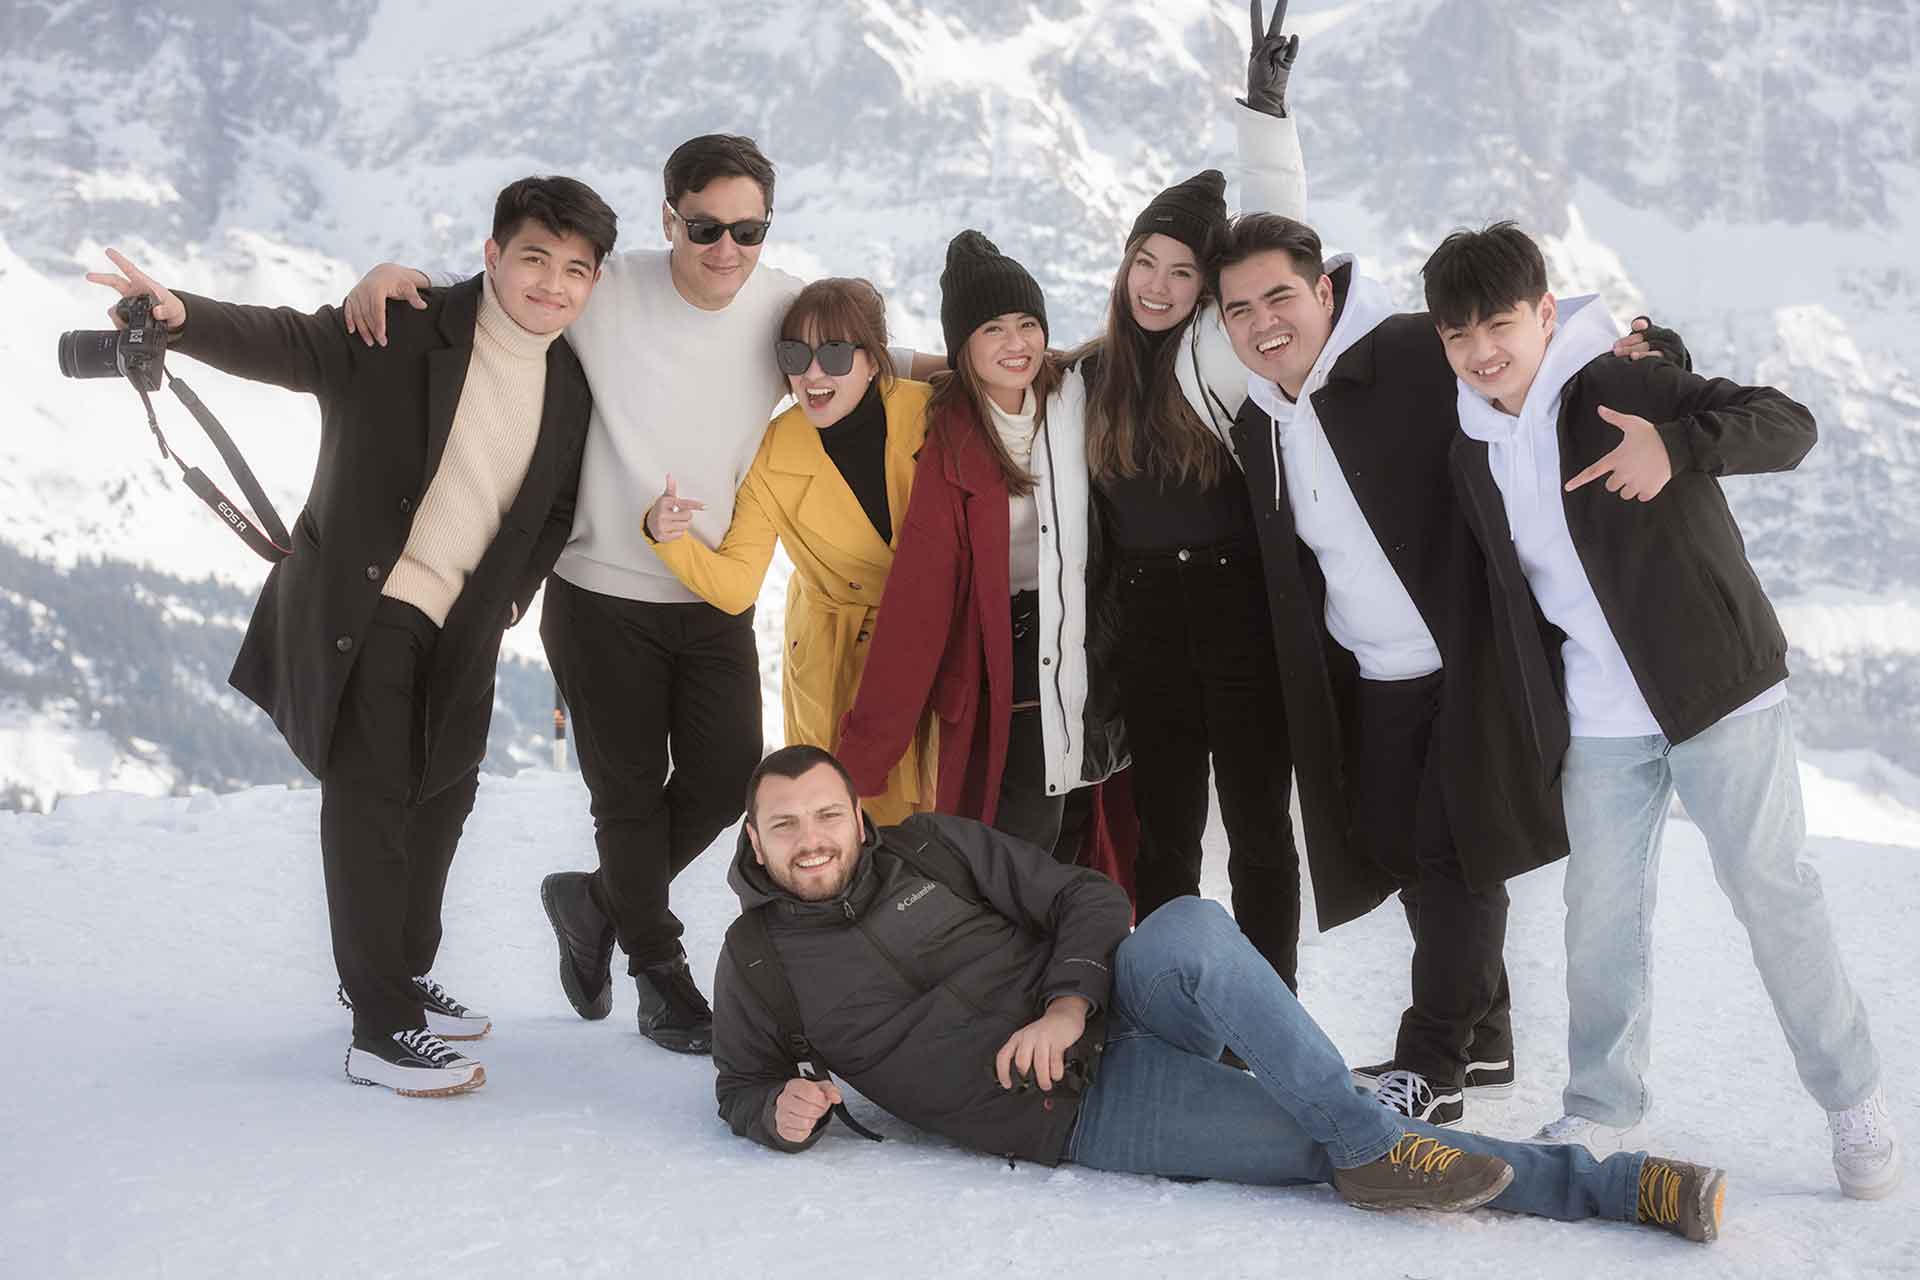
2, 772, 1914, 1277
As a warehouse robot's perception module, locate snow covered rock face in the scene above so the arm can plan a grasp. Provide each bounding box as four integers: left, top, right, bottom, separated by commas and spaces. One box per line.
3, 0, 1918, 805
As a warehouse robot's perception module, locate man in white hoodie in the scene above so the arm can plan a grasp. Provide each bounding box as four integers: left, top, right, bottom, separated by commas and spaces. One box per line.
1425, 221, 1897, 1201
1209, 213, 1675, 1131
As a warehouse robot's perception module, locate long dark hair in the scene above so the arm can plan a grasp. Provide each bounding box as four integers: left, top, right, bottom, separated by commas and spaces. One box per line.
1080, 232, 1225, 489
927, 336, 1064, 499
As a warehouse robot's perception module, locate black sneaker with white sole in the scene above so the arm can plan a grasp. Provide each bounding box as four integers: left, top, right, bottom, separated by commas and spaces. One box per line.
344, 1028, 485, 1097
634, 952, 713, 1054
1354, 1056, 1514, 1099
1373, 1069, 1464, 1127
337, 977, 491, 1041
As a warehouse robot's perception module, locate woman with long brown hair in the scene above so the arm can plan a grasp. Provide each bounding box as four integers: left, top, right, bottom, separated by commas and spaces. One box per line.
642, 278, 936, 824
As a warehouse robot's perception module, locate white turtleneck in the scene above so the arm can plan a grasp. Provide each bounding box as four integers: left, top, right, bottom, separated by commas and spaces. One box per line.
1245, 258, 1441, 681
1456, 296, 1783, 737
382, 271, 558, 626
988, 388, 1041, 592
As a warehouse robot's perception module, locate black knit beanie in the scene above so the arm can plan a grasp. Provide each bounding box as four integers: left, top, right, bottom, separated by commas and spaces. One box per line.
939, 230, 1048, 366
1128, 169, 1229, 258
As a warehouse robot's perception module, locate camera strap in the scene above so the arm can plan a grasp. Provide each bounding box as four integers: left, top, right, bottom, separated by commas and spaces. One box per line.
136, 374, 293, 563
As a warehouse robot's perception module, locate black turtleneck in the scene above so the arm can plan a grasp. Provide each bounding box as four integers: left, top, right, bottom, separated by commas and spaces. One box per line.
816, 380, 891, 545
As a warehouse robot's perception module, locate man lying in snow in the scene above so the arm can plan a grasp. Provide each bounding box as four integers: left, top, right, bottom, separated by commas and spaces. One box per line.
713, 744, 1727, 1243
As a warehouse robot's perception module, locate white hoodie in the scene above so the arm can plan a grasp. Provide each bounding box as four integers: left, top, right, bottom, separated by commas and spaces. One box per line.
1456, 296, 1783, 737
1245, 259, 1442, 681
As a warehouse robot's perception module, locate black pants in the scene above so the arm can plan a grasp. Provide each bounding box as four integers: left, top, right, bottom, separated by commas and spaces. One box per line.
996, 705, 1092, 863
1346, 672, 1512, 1086
1112, 541, 1300, 988
320, 598, 480, 1039
542, 576, 762, 969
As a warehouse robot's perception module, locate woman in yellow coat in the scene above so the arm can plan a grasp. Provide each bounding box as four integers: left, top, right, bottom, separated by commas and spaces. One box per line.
641, 278, 936, 823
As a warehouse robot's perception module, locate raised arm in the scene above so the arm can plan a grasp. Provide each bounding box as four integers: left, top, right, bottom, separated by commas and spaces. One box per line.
87, 248, 357, 397
1236, 0, 1305, 219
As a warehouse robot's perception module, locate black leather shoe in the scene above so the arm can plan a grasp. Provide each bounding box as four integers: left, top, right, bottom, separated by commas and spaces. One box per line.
635, 953, 713, 1054
540, 872, 615, 1021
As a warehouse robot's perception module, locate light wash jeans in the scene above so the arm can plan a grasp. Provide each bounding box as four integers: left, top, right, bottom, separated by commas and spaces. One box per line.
1561, 700, 1880, 1126
1068, 898, 1642, 1224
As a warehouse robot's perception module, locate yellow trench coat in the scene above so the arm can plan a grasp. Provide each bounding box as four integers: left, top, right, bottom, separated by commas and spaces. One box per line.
652, 379, 937, 824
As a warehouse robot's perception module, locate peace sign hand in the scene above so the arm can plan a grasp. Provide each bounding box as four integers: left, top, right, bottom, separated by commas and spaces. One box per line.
1564, 405, 1674, 503
1243, 0, 1300, 119
83, 247, 188, 331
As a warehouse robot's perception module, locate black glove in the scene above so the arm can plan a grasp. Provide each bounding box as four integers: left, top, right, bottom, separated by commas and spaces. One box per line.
1633, 316, 1693, 372
1239, 0, 1299, 118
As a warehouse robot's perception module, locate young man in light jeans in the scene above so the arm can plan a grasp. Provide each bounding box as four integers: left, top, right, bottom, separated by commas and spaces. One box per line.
1426, 222, 1898, 1201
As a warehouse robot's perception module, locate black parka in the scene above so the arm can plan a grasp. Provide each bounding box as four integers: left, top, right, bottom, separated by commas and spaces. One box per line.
713, 812, 1134, 1164
1452, 353, 1813, 746
170, 278, 590, 798
1231, 289, 1571, 930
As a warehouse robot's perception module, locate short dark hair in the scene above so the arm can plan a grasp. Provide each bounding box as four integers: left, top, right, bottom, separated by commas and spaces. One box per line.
1209, 213, 1325, 295
782, 278, 896, 386
492, 175, 619, 266
663, 134, 776, 211
1420, 221, 1549, 330
744, 745, 857, 827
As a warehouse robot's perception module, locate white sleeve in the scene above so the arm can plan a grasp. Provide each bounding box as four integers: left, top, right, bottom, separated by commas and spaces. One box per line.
424, 269, 465, 290
1179, 307, 1253, 466
1234, 103, 1306, 219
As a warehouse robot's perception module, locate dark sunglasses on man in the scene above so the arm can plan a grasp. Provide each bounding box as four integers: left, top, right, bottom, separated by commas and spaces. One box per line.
776, 339, 861, 377
669, 206, 773, 247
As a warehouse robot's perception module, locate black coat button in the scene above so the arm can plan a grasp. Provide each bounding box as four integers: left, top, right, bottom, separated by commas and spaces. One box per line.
335, 636, 353, 653
848, 581, 862, 591
365, 564, 381, 581
398, 497, 413, 513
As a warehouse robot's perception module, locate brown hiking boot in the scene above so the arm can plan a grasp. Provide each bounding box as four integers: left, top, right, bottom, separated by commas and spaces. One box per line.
1331, 1132, 1514, 1212
1638, 1157, 1726, 1244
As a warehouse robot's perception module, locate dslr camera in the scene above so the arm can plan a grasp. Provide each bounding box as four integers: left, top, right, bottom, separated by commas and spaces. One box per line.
58, 293, 167, 391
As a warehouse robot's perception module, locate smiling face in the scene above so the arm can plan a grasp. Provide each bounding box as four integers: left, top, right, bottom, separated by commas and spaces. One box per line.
747, 763, 865, 902
963, 311, 1044, 413
1218, 249, 1335, 397
1438, 294, 1557, 414
482, 223, 602, 334
662, 174, 769, 311
788, 322, 876, 429
1124, 233, 1204, 333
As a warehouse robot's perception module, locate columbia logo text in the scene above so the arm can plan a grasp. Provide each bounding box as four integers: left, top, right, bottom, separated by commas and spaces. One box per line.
896, 883, 936, 912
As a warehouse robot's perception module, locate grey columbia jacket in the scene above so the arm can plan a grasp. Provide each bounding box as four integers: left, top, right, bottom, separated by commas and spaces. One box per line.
714, 812, 1134, 1164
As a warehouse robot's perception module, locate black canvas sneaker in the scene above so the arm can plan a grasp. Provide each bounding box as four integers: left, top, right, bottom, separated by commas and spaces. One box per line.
337, 977, 490, 1041
635, 952, 713, 1054
1463, 1055, 1515, 1098
344, 1028, 485, 1097
1373, 1069, 1465, 1128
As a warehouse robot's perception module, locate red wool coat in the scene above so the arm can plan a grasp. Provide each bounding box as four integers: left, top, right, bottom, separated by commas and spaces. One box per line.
837, 398, 1136, 896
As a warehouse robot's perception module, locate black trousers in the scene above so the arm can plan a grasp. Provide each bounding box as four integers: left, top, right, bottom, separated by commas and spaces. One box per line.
1346, 672, 1512, 1086
542, 576, 762, 969
320, 598, 480, 1039
996, 705, 1092, 863
1112, 540, 1301, 989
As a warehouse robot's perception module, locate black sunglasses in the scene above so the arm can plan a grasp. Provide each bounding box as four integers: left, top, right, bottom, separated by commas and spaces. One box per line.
776, 339, 860, 377
671, 207, 772, 246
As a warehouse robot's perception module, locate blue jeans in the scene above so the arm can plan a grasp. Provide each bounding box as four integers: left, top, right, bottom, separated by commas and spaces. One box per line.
1068, 898, 1641, 1223
1560, 700, 1880, 1125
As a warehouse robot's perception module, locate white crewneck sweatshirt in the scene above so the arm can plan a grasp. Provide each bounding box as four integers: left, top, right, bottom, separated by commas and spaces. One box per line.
988, 389, 1041, 592
1456, 296, 1784, 737
1245, 258, 1441, 681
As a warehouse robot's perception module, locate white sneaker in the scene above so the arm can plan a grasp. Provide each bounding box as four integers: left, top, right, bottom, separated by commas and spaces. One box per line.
1528, 1113, 1642, 1155
344, 1028, 486, 1097
1829, 1089, 1902, 1200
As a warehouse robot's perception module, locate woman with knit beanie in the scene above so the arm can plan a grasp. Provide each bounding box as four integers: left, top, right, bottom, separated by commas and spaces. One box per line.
641, 278, 937, 825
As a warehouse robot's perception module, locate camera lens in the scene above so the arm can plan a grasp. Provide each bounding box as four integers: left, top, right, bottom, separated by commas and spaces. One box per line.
57, 329, 124, 380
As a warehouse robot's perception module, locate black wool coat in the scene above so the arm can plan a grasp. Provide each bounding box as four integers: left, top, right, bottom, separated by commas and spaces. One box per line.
1232, 306, 1571, 931
170, 277, 590, 798
1453, 353, 1814, 747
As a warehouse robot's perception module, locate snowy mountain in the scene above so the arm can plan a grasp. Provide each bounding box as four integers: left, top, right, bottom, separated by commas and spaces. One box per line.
2, 0, 1917, 807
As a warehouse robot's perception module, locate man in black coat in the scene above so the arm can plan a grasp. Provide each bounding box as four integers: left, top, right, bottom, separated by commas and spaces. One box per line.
84, 175, 616, 1096
1424, 223, 1896, 1200
711, 744, 1728, 1245
1209, 214, 1680, 1129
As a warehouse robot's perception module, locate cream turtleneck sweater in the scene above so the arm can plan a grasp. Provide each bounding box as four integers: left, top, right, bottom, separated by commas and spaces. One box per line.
987, 388, 1041, 592
381, 272, 559, 626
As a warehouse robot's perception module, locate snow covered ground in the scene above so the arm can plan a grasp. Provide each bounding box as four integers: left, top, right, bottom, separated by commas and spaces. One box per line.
2, 765, 1915, 1278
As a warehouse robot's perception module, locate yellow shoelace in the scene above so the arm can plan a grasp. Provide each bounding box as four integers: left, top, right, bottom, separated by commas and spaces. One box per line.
1386, 1133, 1464, 1174
1639, 1161, 1683, 1225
